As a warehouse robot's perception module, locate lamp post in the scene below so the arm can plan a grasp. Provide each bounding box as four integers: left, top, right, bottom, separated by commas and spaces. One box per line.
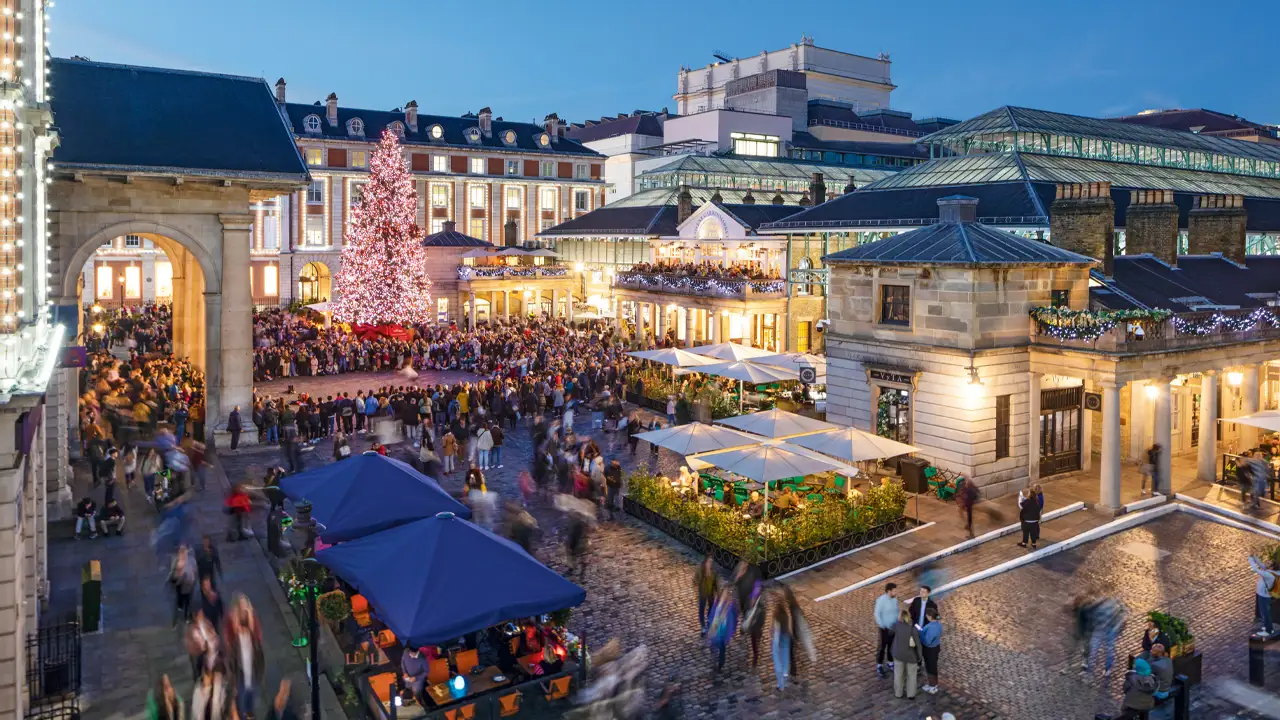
301, 557, 322, 720
117, 275, 126, 309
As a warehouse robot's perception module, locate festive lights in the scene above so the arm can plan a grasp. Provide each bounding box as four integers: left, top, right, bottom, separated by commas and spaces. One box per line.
330, 129, 434, 326
1029, 307, 1172, 342
614, 271, 784, 298
1170, 307, 1280, 336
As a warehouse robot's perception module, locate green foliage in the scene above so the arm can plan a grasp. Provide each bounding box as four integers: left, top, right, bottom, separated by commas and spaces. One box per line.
550, 608, 572, 627
627, 470, 908, 562
1146, 610, 1193, 646
1264, 543, 1280, 569
317, 590, 351, 624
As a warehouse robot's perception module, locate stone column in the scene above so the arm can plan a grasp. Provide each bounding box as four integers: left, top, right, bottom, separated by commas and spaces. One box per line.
567, 291, 574, 323
1129, 380, 1148, 462
217, 214, 254, 440
203, 291, 224, 444
1152, 378, 1172, 494
533, 288, 542, 317
170, 258, 188, 358
1198, 371, 1220, 482
551, 288, 560, 318
775, 313, 787, 352
685, 306, 695, 348
712, 312, 722, 343
468, 291, 477, 331
1081, 381, 1094, 473
490, 291, 498, 324
1243, 364, 1261, 450
1100, 381, 1123, 509
637, 302, 648, 342
503, 291, 510, 321
654, 305, 663, 341
1028, 372, 1042, 485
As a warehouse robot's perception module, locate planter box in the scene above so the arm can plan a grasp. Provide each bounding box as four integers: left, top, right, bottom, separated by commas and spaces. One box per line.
1172, 649, 1201, 687
623, 496, 915, 579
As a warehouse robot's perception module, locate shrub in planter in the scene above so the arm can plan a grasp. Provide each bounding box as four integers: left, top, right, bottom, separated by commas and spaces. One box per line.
318, 590, 352, 626
1146, 610, 1194, 656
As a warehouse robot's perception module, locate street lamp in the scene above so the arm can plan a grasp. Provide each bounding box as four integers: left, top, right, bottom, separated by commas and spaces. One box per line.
300, 557, 323, 720
117, 275, 126, 309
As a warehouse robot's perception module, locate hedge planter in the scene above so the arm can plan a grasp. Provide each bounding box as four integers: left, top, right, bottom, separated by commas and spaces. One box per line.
624, 496, 916, 579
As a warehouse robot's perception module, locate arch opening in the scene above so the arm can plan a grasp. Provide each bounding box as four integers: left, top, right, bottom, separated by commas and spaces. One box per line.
298, 261, 332, 304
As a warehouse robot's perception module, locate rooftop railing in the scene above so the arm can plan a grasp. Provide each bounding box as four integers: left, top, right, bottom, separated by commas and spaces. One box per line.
1030, 306, 1280, 353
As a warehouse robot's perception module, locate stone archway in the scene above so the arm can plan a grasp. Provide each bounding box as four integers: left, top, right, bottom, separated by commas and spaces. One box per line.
298, 261, 332, 304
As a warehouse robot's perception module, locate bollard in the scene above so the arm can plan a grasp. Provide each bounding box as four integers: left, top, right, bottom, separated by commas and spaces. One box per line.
1173, 674, 1190, 720
1250, 636, 1266, 686
81, 559, 101, 632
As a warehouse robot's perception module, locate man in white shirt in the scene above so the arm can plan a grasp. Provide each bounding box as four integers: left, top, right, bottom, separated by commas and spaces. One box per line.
873, 582, 899, 676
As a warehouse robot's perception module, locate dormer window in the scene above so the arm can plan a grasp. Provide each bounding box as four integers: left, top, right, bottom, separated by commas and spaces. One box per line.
538, 133, 551, 148
465, 128, 481, 144
303, 115, 322, 133
388, 121, 405, 138
502, 129, 517, 146
429, 124, 444, 140
347, 118, 364, 136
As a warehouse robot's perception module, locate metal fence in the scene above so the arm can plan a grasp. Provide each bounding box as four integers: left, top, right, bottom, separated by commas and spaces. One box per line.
25, 619, 80, 720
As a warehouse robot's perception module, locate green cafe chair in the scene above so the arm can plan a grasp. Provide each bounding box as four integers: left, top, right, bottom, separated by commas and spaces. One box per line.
714, 488, 725, 503
807, 493, 824, 504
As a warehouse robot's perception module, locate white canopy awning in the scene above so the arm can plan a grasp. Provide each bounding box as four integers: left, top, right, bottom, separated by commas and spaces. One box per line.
627, 348, 722, 368
753, 351, 827, 376
1226, 410, 1280, 433
691, 444, 841, 483
689, 342, 780, 362
696, 360, 799, 384
785, 427, 918, 463
634, 422, 761, 455
717, 408, 837, 439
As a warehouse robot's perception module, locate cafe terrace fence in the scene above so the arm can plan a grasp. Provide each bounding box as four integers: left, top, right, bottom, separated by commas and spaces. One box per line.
623, 496, 916, 579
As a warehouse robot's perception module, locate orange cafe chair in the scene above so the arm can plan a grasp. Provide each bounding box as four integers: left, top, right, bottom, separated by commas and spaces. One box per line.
366, 672, 396, 703
455, 648, 479, 676
444, 703, 477, 720
543, 676, 571, 701
497, 691, 522, 718
427, 658, 451, 686
508, 637, 520, 656
375, 629, 397, 649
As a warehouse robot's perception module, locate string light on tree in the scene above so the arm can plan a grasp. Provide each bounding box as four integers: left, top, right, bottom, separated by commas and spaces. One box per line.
331, 129, 433, 326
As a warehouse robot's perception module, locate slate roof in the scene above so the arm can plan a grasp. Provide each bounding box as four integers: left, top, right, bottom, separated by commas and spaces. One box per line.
806, 101, 925, 135
284, 103, 602, 158
421, 230, 492, 247
566, 112, 670, 144
638, 154, 891, 188
50, 58, 308, 180
1112, 108, 1279, 138
1093, 255, 1280, 312
824, 220, 1095, 266
537, 191, 803, 238
789, 132, 933, 159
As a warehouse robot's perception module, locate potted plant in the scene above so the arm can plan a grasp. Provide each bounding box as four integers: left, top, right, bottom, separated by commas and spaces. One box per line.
318, 590, 351, 629
1146, 610, 1200, 685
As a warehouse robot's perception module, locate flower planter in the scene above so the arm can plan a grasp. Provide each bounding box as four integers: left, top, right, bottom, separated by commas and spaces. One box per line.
623, 496, 914, 579
1172, 649, 1201, 686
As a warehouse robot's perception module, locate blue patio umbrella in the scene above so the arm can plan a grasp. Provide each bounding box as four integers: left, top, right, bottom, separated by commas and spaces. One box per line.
278, 451, 470, 543
317, 512, 585, 648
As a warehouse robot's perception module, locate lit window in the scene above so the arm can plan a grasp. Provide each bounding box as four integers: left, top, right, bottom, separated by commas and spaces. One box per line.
469, 185, 486, 209
124, 234, 141, 248
155, 261, 172, 299
430, 218, 446, 234
430, 124, 444, 140
730, 131, 780, 157
574, 190, 589, 212
470, 157, 486, 174
305, 148, 324, 166
574, 164, 589, 179
348, 118, 364, 136
503, 129, 517, 145
540, 218, 555, 232
436, 297, 449, 323
540, 188, 557, 211
350, 182, 365, 208
306, 180, 324, 204
124, 266, 142, 298
506, 187, 521, 209
350, 151, 368, 168
432, 155, 448, 173
303, 115, 321, 133
879, 284, 910, 326
304, 216, 325, 246
263, 265, 279, 296
95, 266, 113, 299
469, 218, 485, 240
541, 161, 555, 177
506, 160, 520, 176
431, 185, 450, 208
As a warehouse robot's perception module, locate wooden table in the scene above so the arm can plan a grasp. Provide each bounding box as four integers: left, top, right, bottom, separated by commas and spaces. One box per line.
425, 666, 511, 707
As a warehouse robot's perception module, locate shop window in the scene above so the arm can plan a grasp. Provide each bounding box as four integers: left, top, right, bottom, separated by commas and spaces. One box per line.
155, 261, 172, 299
995, 394, 1011, 459
431, 185, 450, 208
879, 284, 911, 326
95, 266, 113, 299
876, 387, 911, 443
437, 298, 450, 323
263, 265, 279, 296
1050, 289, 1070, 308
796, 321, 811, 353
124, 266, 142, 298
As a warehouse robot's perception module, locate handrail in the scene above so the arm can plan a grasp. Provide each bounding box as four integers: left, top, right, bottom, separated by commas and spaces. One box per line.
807, 117, 926, 138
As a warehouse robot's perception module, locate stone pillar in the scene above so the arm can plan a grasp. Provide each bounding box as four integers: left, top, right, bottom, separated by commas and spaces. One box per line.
637, 302, 648, 342
551, 288, 560, 318
170, 259, 188, 358
775, 313, 787, 352
1123, 190, 1179, 265
1242, 364, 1261, 450
468, 291, 477, 331
1152, 378, 1172, 494
503, 291, 510, 321
1198, 370, 1220, 482
567, 291, 574, 323
202, 291, 223, 445
533, 288, 542, 317
1188, 194, 1247, 263
1081, 381, 1094, 473
712, 312, 722, 343
1100, 380, 1123, 510
490, 291, 498, 323
685, 306, 695, 348
217, 215, 253, 440
0, 419, 27, 719
1049, 182, 1115, 275
1129, 381, 1148, 462
1028, 372, 1042, 485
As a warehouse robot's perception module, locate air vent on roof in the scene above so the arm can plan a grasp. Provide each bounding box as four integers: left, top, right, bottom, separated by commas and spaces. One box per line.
1190, 125, 1205, 134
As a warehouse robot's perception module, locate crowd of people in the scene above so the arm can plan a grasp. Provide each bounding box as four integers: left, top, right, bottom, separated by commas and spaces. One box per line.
626, 259, 782, 281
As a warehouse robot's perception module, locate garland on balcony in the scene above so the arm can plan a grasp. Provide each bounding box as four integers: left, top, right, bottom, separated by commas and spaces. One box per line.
1030, 307, 1171, 341
1171, 307, 1280, 336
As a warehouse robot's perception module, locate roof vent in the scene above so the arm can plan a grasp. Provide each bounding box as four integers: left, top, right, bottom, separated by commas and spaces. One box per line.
937, 195, 979, 223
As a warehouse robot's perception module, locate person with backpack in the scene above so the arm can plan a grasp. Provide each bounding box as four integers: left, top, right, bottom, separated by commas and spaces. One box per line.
1120, 657, 1157, 717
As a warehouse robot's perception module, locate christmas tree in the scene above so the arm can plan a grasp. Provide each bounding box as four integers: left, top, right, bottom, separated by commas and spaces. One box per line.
331, 129, 433, 326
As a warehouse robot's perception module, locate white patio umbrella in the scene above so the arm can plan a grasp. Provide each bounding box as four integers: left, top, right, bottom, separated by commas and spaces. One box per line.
785, 427, 918, 463
634, 422, 761, 455
527, 248, 559, 257
717, 408, 837, 439
695, 360, 800, 412
753, 351, 828, 377
304, 301, 332, 312
627, 348, 722, 368
690, 342, 780, 362
1227, 410, 1280, 433
460, 249, 496, 259
693, 444, 842, 524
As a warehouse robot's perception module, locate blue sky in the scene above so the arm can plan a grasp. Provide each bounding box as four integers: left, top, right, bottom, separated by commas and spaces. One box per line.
50, 0, 1280, 126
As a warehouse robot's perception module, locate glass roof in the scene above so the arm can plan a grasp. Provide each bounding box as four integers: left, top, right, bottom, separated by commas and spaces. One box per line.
638, 154, 891, 186
606, 186, 809, 208
859, 151, 1280, 200
920, 106, 1280, 164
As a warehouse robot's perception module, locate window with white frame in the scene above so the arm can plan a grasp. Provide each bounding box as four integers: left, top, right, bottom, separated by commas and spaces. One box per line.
388, 121, 405, 138
306, 180, 324, 204
469, 157, 486, 174
469, 185, 486, 209
305, 148, 324, 167
124, 234, 141, 248
574, 190, 589, 212
540, 187, 557, 211
730, 132, 780, 157
506, 187, 522, 209
350, 182, 365, 208
431, 184, 450, 208
432, 155, 448, 173
541, 161, 555, 177
506, 160, 520, 176
350, 151, 368, 168
303, 115, 321, 133
431, 218, 446, 234
540, 218, 555, 232
574, 164, 589, 179
262, 212, 279, 250
263, 265, 279, 296
469, 218, 485, 240
304, 216, 325, 246
348, 118, 364, 136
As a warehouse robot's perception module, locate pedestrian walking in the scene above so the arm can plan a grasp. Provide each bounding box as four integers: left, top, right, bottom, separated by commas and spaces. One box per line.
706, 585, 739, 672
441, 430, 457, 474
874, 582, 899, 676
1082, 595, 1127, 677
743, 579, 765, 667
603, 459, 623, 520
146, 674, 185, 720
1017, 486, 1042, 549
694, 556, 718, 636
956, 479, 978, 538
168, 545, 197, 627
891, 609, 923, 699
920, 607, 941, 694
771, 598, 793, 691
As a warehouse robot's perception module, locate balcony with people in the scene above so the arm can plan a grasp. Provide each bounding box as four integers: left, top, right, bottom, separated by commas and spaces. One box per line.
613, 260, 785, 300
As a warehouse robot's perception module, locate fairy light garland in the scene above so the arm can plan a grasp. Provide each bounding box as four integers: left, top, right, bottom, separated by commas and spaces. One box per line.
1030, 307, 1172, 342
615, 271, 783, 298
1171, 307, 1280, 336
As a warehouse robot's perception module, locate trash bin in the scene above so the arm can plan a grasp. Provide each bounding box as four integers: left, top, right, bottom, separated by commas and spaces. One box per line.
899, 457, 931, 494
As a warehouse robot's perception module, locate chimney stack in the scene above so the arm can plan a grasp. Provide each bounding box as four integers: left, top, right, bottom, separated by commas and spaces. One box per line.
478, 107, 493, 138
798, 191, 811, 207
772, 191, 785, 205
937, 195, 978, 223
443, 220, 457, 235
504, 218, 517, 247
405, 100, 419, 134
710, 190, 723, 205
1189, 194, 1247, 263
326, 92, 339, 127
810, 172, 826, 206
1123, 190, 1179, 265
274, 78, 286, 105
544, 113, 560, 142
1050, 182, 1115, 276
677, 185, 693, 224
742, 189, 756, 205
844, 178, 857, 195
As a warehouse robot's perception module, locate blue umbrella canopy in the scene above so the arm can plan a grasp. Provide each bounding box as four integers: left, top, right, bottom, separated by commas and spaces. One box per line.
317, 513, 585, 648
278, 451, 470, 543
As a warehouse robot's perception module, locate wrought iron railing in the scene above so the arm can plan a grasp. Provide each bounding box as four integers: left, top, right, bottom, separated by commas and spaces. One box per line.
457, 264, 569, 280
25, 618, 80, 720
613, 271, 785, 299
